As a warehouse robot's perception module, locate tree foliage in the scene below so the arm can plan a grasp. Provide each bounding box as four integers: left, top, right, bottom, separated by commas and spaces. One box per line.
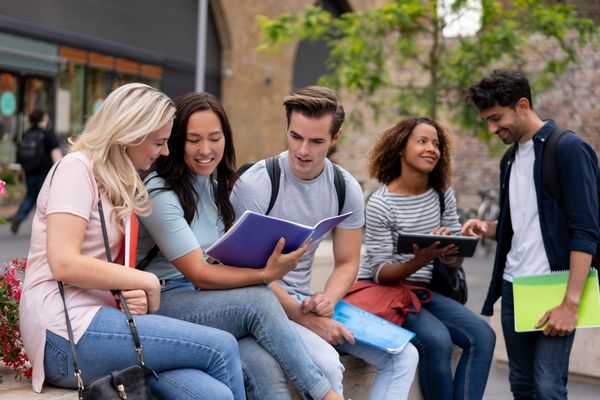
257, 0, 597, 137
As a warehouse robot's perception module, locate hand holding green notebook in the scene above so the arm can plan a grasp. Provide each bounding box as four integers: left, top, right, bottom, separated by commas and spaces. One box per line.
513, 269, 600, 332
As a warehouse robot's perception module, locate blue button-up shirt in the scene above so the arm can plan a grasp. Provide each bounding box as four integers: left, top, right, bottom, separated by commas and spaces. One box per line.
482, 120, 599, 316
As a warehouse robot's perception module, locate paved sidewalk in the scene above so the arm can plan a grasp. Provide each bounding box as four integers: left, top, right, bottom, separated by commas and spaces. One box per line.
1, 219, 599, 398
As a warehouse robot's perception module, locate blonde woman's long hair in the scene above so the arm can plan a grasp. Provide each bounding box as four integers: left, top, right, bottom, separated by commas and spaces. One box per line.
70, 83, 175, 223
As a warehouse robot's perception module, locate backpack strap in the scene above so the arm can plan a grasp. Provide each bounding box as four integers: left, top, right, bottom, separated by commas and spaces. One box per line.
265, 156, 281, 215
332, 164, 346, 215
437, 189, 446, 218
263, 155, 347, 215
542, 125, 568, 205
136, 245, 159, 270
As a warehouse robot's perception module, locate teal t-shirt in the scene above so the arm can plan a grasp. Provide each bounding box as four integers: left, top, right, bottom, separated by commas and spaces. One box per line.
137, 172, 223, 281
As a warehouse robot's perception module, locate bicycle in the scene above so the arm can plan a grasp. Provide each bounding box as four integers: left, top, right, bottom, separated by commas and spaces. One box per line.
476, 188, 500, 257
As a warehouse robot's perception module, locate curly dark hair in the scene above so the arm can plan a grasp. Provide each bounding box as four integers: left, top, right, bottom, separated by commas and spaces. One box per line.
367, 117, 454, 192
152, 92, 237, 230
466, 69, 533, 110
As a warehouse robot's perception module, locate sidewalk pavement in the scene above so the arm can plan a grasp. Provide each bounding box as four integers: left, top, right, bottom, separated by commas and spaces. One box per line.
1, 218, 599, 398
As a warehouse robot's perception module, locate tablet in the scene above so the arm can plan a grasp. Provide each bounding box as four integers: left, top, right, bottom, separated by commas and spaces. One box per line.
396, 232, 479, 257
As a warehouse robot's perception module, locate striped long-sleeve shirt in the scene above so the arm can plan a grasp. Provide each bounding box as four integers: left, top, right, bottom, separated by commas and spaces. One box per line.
357, 185, 461, 283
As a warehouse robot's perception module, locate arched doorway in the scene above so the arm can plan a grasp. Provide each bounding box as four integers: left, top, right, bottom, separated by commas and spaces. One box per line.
292, 0, 351, 90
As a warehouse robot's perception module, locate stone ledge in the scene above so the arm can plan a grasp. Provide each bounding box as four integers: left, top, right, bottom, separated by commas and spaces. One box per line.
289, 353, 425, 400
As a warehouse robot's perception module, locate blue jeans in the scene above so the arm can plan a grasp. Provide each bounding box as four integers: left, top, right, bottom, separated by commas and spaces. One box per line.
157, 278, 331, 400
44, 307, 245, 399
15, 173, 46, 221
501, 280, 575, 399
403, 291, 496, 400
238, 316, 420, 400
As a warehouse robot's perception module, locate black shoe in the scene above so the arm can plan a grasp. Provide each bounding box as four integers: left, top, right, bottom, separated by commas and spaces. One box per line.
10, 218, 21, 234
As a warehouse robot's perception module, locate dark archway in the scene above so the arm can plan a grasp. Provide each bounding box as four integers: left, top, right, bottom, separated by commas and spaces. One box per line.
292, 0, 351, 90
205, 3, 222, 98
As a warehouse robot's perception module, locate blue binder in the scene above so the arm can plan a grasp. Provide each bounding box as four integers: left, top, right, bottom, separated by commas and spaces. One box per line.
333, 300, 415, 354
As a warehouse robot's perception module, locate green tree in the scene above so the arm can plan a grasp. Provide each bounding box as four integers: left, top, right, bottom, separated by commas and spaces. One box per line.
257, 0, 597, 137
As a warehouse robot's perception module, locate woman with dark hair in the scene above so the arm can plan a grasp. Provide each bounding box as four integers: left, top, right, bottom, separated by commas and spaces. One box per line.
20, 83, 245, 399
137, 92, 339, 400
356, 117, 496, 400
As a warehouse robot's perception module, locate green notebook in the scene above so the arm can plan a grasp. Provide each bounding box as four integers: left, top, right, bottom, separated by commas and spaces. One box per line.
513, 269, 600, 333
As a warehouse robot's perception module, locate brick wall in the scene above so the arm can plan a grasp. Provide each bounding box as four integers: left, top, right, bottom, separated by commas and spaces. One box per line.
215, 1, 598, 213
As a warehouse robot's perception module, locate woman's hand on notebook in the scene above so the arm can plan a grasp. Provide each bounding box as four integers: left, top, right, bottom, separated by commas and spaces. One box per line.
264, 237, 312, 283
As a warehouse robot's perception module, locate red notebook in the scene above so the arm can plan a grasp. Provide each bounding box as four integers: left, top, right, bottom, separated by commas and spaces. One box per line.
124, 213, 139, 268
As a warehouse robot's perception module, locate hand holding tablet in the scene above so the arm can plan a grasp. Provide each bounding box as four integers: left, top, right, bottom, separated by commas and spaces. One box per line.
397, 232, 479, 257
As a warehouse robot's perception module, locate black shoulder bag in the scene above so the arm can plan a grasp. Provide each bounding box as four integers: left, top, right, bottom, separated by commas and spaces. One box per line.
57, 193, 156, 399
428, 191, 468, 304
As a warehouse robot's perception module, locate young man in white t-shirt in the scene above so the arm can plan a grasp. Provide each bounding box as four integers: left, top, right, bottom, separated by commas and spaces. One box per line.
463, 69, 599, 399
231, 86, 418, 399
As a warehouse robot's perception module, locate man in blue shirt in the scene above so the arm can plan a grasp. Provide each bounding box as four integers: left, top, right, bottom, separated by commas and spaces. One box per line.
462, 69, 599, 399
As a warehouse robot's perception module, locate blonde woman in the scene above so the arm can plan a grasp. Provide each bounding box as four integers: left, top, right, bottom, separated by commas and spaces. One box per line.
19, 83, 245, 399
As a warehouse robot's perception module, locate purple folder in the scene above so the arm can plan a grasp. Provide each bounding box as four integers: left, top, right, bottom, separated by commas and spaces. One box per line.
206, 210, 352, 268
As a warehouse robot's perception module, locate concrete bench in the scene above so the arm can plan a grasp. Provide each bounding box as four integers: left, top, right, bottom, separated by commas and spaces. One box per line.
288, 353, 424, 399
2, 354, 419, 400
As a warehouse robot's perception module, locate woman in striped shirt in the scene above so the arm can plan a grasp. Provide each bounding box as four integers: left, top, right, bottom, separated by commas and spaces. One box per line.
356, 117, 495, 400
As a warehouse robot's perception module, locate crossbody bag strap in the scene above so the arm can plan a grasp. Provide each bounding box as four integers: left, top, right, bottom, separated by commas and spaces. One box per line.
96, 193, 145, 364
56, 187, 149, 393
57, 281, 85, 392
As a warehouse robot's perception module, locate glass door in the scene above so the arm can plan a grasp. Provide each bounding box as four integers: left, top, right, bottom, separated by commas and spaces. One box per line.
0, 72, 55, 165
0, 71, 19, 164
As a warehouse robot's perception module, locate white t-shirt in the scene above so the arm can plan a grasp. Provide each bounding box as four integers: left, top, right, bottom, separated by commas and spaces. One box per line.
230, 151, 365, 296
504, 139, 551, 281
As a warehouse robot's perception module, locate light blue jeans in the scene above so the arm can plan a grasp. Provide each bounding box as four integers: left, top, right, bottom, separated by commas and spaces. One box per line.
241, 293, 420, 400
403, 291, 496, 400
157, 278, 331, 400
44, 307, 245, 399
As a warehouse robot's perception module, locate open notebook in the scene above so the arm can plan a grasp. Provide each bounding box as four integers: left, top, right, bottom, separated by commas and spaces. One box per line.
206, 210, 351, 268
513, 269, 600, 332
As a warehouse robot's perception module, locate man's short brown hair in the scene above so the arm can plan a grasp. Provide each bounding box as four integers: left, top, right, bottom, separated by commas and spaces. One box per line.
283, 86, 345, 137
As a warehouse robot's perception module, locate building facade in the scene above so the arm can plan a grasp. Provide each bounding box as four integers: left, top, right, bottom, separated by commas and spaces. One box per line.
1, 0, 597, 214
0, 0, 222, 163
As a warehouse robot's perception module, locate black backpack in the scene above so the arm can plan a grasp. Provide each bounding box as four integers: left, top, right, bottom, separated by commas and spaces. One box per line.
542, 127, 600, 270
16, 128, 46, 172
237, 155, 346, 215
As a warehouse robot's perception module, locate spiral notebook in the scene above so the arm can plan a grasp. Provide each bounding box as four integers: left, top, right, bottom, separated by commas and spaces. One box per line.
206, 210, 352, 268
333, 300, 415, 354
513, 269, 600, 332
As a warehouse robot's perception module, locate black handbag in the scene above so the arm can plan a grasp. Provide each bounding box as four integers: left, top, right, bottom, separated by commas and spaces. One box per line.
430, 259, 468, 304
429, 191, 468, 304
56, 193, 155, 400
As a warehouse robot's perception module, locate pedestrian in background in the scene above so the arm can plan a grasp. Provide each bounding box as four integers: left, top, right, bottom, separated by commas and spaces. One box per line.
11, 110, 62, 234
